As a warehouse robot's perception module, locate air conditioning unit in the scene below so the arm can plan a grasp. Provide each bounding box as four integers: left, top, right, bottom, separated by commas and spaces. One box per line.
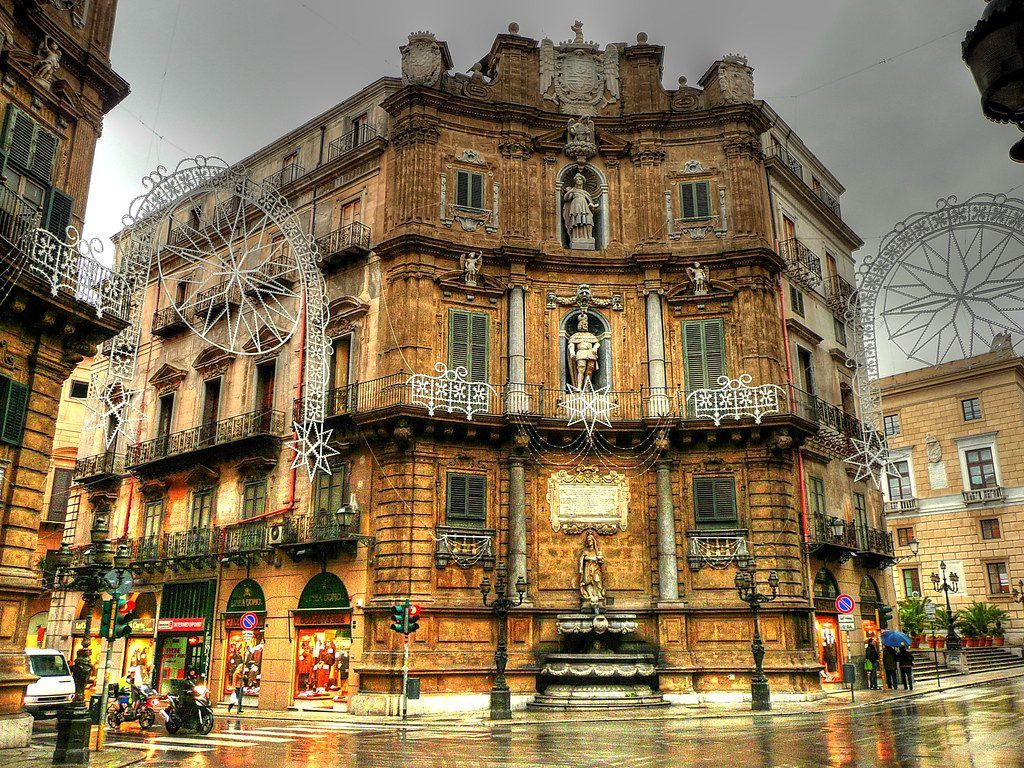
268, 523, 286, 545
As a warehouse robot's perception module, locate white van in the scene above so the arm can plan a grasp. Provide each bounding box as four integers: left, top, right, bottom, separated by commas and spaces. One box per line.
24, 648, 76, 719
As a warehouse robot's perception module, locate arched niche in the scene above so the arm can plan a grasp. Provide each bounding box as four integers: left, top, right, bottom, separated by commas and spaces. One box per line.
813, 568, 840, 599
559, 309, 613, 390
556, 163, 608, 250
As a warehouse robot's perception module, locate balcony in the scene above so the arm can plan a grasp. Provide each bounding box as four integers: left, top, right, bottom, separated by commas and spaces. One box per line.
825, 275, 857, 317
262, 163, 306, 191
125, 408, 286, 473
766, 144, 844, 221
188, 280, 241, 321
151, 306, 189, 337
809, 512, 859, 562
327, 124, 381, 162
74, 451, 124, 484
164, 527, 222, 570
686, 532, 750, 571
316, 222, 371, 270
221, 519, 271, 566
128, 535, 165, 570
779, 238, 823, 290
814, 183, 842, 216
272, 510, 363, 562
434, 526, 496, 570
856, 524, 896, 569
767, 144, 804, 178
884, 498, 919, 514
963, 486, 1004, 505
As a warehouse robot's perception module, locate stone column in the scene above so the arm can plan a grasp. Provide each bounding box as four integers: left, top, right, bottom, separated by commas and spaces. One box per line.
645, 291, 669, 417
508, 455, 528, 599
507, 285, 527, 413
655, 460, 680, 601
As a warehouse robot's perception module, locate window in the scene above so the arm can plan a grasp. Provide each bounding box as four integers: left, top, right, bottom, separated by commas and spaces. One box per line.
789, 286, 805, 317
853, 492, 869, 532
0, 375, 29, 447
962, 397, 982, 421
142, 499, 163, 539
693, 477, 738, 527
682, 318, 726, 391
987, 561, 1010, 594
187, 488, 212, 529
965, 447, 997, 489
242, 479, 267, 520
46, 468, 73, 525
352, 113, 369, 144
813, 568, 840, 599
330, 334, 352, 393
902, 568, 922, 599
980, 517, 1002, 540
446, 473, 486, 528
338, 198, 362, 228
833, 317, 847, 346
679, 181, 711, 220
796, 346, 815, 395
2, 104, 59, 182
69, 380, 89, 399
313, 465, 346, 515
156, 393, 174, 437
887, 460, 913, 500
807, 476, 826, 517
455, 169, 485, 210
883, 414, 901, 437
896, 527, 914, 547
28, 654, 70, 678
448, 309, 489, 383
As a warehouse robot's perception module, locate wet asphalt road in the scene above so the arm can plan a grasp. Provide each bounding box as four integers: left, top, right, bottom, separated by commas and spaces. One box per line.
30, 678, 1024, 767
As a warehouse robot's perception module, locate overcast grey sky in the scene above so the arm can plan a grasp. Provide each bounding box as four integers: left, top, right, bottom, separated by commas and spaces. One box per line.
86, 1, 1023, 376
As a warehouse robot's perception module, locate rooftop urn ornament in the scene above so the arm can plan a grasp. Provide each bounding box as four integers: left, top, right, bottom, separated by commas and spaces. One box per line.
562, 172, 601, 250
687, 262, 710, 296
567, 312, 600, 388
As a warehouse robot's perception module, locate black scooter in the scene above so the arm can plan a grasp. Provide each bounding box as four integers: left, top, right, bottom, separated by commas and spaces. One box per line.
161, 680, 214, 735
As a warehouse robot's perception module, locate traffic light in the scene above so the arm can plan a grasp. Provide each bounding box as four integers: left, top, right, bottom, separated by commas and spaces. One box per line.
405, 604, 420, 634
113, 596, 136, 639
390, 603, 407, 633
878, 604, 893, 630
99, 599, 114, 639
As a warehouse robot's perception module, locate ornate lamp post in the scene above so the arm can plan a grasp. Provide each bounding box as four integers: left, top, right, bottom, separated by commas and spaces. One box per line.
479, 563, 526, 720
1011, 579, 1024, 604
734, 558, 780, 712
963, 0, 1024, 162
930, 561, 961, 651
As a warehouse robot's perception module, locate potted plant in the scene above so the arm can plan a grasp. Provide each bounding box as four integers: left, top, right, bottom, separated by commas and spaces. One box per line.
898, 597, 929, 647
990, 605, 1010, 646
994, 620, 1006, 646
933, 608, 951, 649
957, 602, 993, 648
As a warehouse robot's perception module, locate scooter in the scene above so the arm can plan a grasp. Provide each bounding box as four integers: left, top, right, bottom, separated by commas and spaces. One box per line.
106, 685, 160, 730
162, 680, 214, 735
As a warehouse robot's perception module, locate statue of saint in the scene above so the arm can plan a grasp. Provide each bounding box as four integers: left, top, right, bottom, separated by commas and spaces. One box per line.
460, 251, 482, 286
562, 173, 600, 249
567, 312, 600, 388
579, 530, 606, 611
687, 262, 710, 296
34, 37, 62, 85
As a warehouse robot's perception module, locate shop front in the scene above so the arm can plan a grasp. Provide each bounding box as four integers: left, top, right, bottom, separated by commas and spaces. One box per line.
155, 580, 215, 692
122, 592, 158, 682
222, 578, 266, 710
291, 572, 352, 710
813, 568, 845, 684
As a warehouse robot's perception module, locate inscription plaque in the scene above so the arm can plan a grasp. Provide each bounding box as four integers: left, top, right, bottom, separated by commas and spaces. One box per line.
547, 466, 629, 534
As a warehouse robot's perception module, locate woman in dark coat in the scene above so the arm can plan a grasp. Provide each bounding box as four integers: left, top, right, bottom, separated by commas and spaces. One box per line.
882, 643, 899, 690
865, 638, 881, 690
896, 642, 914, 690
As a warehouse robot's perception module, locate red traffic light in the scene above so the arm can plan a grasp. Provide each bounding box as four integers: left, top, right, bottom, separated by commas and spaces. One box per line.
118, 599, 136, 615
408, 604, 420, 618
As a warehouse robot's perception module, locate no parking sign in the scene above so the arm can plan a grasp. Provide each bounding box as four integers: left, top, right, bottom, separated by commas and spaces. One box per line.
835, 594, 855, 614
240, 611, 259, 631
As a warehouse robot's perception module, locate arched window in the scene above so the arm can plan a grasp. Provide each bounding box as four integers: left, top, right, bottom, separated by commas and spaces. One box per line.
813, 568, 840, 599
860, 574, 882, 604
560, 309, 612, 390
557, 164, 608, 250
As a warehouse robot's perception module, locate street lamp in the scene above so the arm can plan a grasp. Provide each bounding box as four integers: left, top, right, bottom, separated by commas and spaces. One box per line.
479, 563, 526, 720
963, 0, 1024, 162
334, 495, 376, 547
930, 561, 961, 651
733, 558, 780, 711
1011, 579, 1024, 604
891, 537, 920, 565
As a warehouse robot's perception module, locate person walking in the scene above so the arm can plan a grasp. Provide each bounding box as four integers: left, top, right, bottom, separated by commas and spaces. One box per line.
882, 642, 899, 690
896, 642, 915, 690
865, 638, 881, 690
227, 663, 245, 714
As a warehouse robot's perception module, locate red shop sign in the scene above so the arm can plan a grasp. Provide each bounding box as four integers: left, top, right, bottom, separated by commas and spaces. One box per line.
293, 611, 350, 627
157, 617, 205, 633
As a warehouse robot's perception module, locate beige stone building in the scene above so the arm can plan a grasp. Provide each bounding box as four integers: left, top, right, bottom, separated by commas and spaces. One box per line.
881, 338, 1024, 642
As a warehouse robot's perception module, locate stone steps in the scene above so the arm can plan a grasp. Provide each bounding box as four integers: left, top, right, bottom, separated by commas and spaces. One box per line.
910, 647, 1024, 682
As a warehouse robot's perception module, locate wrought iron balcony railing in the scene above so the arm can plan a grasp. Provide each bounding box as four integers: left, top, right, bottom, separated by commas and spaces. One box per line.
814, 184, 842, 216
316, 222, 371, 267
262, 163, 306, 191
434, 526, 496, 569
856, 524, 894, 557
126, 408, 286, 467
779, 238, 823, 289
327, 124, 381, 162
129, 534, 164, 563
187, 280, 242, 320
810, 512, 859, 551
164, 526, 222, 561
279, 510, 362, 546
0, 185, 36, 251
74, 451, 124, 482
884, 498, 919, 514
222, 519, 270, 562
825, 274, 857, 316
151, 305, 189, 337
767, 144, 804, 179
963, 486, 1004, 504
813, 397, 862, 440
767, 144, 843, 219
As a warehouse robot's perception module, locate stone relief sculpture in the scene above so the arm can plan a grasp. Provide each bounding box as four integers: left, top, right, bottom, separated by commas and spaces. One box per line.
562, 172, 601, 249
460, 251, 482, 286
687, 262, 710, 296
565, 117, 597, 163
925, 435, 941, 464
34, 36, 61, 86
567, 313, 601, 388
717, 54, 755, 104
540, 21, 621, 115
579, 530, 606, 610
400, 31, 449, 88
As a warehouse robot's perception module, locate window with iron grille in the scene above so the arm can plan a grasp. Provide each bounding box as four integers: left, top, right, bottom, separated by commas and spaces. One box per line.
313, 465, 347, 515
902, 568, 921, 598
693, 477, 738, 528
455, 169, 485, 210
446, 473, 486, 528
807, 476, 826, 516
962, 397, 982, 421
190, 488, 214, 529
887, 460, 913, 500
242, 480, 267, 520
964, 447, 997, 489
883, 414, 901, 437
987, 561, 1010, 594
980, 517, 1002, 540
679, 181, 711, 220
897, 527, 914, 547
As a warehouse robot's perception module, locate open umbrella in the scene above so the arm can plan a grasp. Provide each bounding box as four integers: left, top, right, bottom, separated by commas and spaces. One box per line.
880, 630, 913, 648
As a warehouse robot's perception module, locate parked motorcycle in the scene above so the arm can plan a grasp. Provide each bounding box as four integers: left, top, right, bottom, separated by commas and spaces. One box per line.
162, 680, 214, 735
106, 684, 159, 730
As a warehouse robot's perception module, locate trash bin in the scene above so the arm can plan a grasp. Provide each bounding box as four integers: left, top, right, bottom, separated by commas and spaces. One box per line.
88, 694, 102, 725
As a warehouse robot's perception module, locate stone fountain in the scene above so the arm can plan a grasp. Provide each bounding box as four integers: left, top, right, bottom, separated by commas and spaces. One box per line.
530, 531, 667, 710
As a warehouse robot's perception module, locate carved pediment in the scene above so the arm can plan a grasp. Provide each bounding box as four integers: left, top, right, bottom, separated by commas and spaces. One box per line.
236, 456, 275, 481
533, 124, 631, 158
184, 465, 219, 488
139, 479, 168, 500
241, 330, 283, 361
149, 364, 187, 394
326, 296, 370, 337
193, 347, 235, 378
436, 268, 505, 301
664, 277, 736, 304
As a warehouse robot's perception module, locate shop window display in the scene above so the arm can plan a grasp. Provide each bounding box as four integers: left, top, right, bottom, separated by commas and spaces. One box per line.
814, 615, 844, 683
122, 635, 154, 685
294, 627, 351, 705
225, 629, 264, 702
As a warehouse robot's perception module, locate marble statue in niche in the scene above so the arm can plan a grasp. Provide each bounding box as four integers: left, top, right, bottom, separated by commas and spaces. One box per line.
687, 262, 710, 296
562, 172, 601, 250
34, 36, 61, 87
567, 313, 601, 388
579, 530, 606, 611
460, 251, 482, 286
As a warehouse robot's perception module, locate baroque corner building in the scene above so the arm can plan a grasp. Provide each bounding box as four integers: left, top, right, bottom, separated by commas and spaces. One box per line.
0, 0, 129, 746
55, 22, 893, 716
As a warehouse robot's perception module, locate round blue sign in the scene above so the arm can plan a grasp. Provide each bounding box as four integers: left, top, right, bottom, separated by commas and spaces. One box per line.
240, 611, 258, 630
835, 594, 855, 614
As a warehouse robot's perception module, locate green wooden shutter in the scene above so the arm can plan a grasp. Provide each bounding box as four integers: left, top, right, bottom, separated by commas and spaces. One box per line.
448, 310, 488, 382
43, 188, 73, 237
680, 182, 711, 220
3, 105, 34, 171
693, 477, 738, 526
448, 309, 470, 371
468, 311, 488, 382
30, 128, 59, 182
682, 319, 726, 391
0, 377, 29, 446
447, 473, 486, 527
447, 473, 468, 522
470, 173, 484, 209
695, 182, 710, 217
456, 170, 470, 207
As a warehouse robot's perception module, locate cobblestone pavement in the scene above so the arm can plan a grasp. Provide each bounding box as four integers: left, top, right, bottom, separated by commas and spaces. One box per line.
19, 677, 1024, 767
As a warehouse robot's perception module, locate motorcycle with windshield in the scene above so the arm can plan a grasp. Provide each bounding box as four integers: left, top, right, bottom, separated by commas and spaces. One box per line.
162, 679, 214, 735
106, 682, 160, 730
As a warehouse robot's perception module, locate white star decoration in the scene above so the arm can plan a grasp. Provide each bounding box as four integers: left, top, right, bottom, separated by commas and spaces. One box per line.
83, 379, 146, 450
287, 420, 340, 480
845, 428, 890, 489
561, 380, 618, 437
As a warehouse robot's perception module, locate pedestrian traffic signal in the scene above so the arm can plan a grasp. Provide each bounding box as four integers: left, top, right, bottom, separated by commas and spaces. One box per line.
113, 596, 136, 639
390, 603, 408, 633
405, 604, 421, 634
878, 604, 893, 629
99, 598, 114, 639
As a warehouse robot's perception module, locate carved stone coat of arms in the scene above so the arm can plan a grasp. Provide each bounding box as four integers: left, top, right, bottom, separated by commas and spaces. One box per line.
401, 31, 449, 88
540, 22, 620, 116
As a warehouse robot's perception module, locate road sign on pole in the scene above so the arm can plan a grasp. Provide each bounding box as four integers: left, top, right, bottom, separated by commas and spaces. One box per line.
924, 602, 936, 621
835, 594, 856, 614
838, 613, 856, 631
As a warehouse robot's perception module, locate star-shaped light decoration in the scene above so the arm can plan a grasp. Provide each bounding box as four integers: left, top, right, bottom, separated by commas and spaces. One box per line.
83, 378, 146, 449
845, 427, 890, 489
287, 420, 340, 480
561, 380, 618, 437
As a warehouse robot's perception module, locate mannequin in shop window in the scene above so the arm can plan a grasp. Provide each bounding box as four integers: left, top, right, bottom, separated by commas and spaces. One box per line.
297, 640, 313, 693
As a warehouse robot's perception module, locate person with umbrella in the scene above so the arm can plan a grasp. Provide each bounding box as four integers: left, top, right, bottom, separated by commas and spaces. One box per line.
896, 642, 915, 690
880, 630, 912, 690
